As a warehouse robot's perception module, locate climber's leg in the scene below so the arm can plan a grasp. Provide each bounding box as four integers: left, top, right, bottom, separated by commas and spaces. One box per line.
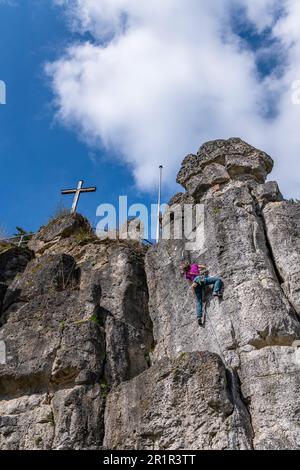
194, 285, 203, 319
205, 276, 223, 295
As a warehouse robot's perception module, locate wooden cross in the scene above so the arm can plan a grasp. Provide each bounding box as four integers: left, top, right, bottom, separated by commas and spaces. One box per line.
61, 180, 97, 214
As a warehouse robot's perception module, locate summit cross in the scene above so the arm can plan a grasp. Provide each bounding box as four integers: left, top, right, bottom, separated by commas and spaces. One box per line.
61, 180, 97, 214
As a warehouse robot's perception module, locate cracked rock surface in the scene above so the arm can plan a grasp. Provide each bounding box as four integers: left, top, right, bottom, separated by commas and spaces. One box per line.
1, 138, 300, 450
0, 220, 153, 449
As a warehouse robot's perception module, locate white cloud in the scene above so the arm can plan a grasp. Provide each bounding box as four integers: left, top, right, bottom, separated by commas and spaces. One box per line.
47, 0, 300, 198
0, 0, 17, 5
237, 0, 281, 31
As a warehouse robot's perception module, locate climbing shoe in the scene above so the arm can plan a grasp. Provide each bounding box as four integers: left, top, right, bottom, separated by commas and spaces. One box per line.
198, 318, 204, 327
213, 292, 222, 297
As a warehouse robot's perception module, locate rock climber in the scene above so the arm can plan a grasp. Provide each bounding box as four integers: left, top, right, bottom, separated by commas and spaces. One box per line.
180, 262, 223, 327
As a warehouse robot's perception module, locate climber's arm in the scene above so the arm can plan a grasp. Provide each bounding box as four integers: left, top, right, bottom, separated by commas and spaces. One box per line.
191, 282, 197, 296
198, 264, 209, 274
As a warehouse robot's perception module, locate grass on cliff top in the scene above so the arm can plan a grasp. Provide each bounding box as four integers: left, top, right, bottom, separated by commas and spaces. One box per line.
40, 208, 96, 244
47, 205, 70, 225
0, 226, 10, 253
0, 241, 14, 254
96, 234, 149, 255
35, 207, 150, 255
74, 226, 98, 244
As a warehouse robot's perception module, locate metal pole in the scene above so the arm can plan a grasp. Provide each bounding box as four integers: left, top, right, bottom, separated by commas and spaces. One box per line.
156, 165, 163, 243
71, 180, 83, 214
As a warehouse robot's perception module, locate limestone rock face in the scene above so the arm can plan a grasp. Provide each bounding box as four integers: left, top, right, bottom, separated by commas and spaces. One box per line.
147, 183, 300, 363
177, 138, 273, 198
252, 181, 283, 207
0, 246, 33, 285
1, 139, 300, 450
104, 352, 253, 450
263, 201, 300, 313
0, 245, 33, 324
0, 219, 153, 449
4, 254, 79, 307
28, 214, 93, 256
0, 283, 7, 316
239, 346, 300, 449
145, 139, 300, 450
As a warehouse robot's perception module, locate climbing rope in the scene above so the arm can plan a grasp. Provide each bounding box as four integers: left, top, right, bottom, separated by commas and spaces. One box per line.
180, 273, 241, 449
181, 284, 193, 311
204, 301, 240, 450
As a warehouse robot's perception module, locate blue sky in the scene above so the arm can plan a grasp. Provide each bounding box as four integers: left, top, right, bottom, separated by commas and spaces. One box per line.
0, 0, 299, 236
0, 0, 158, 236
